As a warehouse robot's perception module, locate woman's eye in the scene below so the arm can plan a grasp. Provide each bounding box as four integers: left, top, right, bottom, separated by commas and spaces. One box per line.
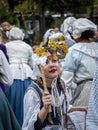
46, 58, 58, 64
52, 59, 57, 63
46, 59, 49, 64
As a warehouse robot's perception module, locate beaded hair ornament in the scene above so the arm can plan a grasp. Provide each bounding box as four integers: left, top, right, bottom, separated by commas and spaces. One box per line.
34, 32, 68, 60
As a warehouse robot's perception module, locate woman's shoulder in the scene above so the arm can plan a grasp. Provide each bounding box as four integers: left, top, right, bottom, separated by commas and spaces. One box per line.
25, 81, 43, 98
69, 42, 98, 58
74, 42, 98, 58
21, 41, 33, 52
69, 43, 84, 51
6, 40, 32, 51
65, 44, 83, 60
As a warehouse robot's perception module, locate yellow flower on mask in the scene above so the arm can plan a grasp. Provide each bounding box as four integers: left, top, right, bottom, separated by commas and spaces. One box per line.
34, 47, 46, 57
48, 42, 57, 51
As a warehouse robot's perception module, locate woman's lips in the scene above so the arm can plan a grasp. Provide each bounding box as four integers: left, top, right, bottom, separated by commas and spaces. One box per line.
49, 69, 57, 73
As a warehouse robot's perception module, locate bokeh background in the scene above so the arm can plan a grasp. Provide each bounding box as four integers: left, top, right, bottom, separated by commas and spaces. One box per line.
1, 0, 98, 45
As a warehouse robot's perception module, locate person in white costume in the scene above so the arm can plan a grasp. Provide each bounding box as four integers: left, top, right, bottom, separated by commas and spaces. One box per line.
43, 28, 55, 45
0, 50, 22, 130
62, 17, 76, 48
5, 27, 34, 126
62, 18, 98, 106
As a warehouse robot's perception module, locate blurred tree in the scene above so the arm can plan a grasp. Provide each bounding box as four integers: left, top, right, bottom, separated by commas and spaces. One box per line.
0, 0, 98, 41
0, 0, 18, 24
7, 0, 27, 12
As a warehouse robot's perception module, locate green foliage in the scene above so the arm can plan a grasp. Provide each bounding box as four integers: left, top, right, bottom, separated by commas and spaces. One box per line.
0, 11, 18, 25
0, 0, 16, 24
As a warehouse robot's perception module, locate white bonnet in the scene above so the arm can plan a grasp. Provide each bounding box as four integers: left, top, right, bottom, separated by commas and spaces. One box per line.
72, 18, 97, 39
9, 27, 24, 40
44, 28, 55, 38
63, 17, 76, 33
49, 32, 64, 39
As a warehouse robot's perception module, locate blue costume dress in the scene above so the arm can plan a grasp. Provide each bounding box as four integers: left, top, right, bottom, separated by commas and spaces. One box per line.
0, 88, 21, 130
5, 40, 34, 126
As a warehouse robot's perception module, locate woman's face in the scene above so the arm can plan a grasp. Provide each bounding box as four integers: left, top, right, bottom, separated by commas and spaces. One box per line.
43, 57, 61, 80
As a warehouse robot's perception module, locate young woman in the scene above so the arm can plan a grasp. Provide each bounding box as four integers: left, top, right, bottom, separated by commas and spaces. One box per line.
22, 35, 87, 130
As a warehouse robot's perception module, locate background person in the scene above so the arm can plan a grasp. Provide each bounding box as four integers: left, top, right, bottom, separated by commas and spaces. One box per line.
0, 29, 9, 92
62, 17, 76, 48
62, 18, 98, 106
5, 27, 34, 126
0, 50, 21, 130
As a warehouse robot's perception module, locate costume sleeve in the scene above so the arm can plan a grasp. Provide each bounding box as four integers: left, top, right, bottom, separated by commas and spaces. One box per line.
22, 88, 42, 130
61, 71, 74, 89
28, 46, 34, 69
0, 44, 9, 61
61, 71, 74, 101
0, 50, 13, 86
34, 115, 43, 130
61, 49, 82, 100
